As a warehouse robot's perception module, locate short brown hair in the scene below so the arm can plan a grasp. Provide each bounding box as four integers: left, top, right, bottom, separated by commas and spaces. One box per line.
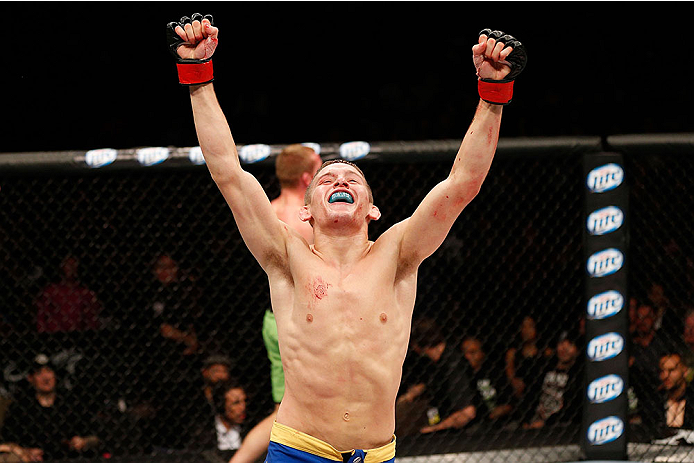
275, 144, 319, 189
304, 159, 372, 205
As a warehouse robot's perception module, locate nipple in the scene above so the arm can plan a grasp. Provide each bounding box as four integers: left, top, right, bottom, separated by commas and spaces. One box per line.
306, 313, 313, 323
379, 312, 388, 323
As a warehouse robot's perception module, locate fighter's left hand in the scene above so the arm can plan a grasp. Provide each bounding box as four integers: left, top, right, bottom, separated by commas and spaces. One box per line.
472, 32, 514, 81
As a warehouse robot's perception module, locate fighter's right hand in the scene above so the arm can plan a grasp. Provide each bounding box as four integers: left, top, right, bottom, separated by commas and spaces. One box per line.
167, 14, 218, 85
167, 14, 219, 61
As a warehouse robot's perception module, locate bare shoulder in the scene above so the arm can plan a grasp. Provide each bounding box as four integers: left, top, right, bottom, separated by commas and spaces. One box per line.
375, 218, 420, 280
264, 221, 308, 281
375, 219, 408, 244
371, 220, 407, 257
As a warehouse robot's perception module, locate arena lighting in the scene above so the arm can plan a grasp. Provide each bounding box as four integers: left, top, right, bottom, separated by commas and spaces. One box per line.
238, 144, 271, 164
188, 146, 205, 165
339, 141, 371, 161
301, 143, 321, 155
85, 148, 118, 168
85, 142, 360, 168
136, 147, 170, 166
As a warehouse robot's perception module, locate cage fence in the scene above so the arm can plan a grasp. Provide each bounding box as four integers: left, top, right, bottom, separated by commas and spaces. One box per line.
0, 134, 693, 462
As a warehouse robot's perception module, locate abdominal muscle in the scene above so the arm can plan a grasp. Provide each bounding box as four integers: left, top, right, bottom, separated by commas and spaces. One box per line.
273, 293, 411, 450
267, 228, 416, 451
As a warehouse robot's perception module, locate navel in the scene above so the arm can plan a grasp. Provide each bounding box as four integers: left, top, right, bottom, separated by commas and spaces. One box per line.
343, 412, 350, 421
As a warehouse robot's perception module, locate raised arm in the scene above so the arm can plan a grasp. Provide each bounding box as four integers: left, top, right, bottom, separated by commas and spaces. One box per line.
168, 15, 290, 271
397, 29, 527, 266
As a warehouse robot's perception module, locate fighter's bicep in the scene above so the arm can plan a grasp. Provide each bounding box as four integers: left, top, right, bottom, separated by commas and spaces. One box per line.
398, 178, 474, 264
217, 170, 290, 270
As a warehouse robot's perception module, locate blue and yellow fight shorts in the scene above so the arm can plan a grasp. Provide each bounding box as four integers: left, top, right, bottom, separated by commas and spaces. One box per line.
267, 422, 396, 463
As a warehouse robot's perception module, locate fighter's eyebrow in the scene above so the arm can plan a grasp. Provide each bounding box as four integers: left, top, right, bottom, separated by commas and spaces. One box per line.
315, 166, 365, 187
316, 172, 335, 182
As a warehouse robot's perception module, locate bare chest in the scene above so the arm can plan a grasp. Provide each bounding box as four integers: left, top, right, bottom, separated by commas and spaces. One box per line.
269, 239, 416, 360
298, 265, 393, 327
277, 269, 408, 394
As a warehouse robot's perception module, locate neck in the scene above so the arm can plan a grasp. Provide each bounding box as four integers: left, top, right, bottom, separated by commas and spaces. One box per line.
557, 358, 575, 371
272, 188, 315, 244
522, 341, 537, 352
36, 391, 56, 407
275, 186, 306, 204
669, 382, 687, 402
311, 230, 372, 267
634, 331, 654, 346
219, 415, 236, 431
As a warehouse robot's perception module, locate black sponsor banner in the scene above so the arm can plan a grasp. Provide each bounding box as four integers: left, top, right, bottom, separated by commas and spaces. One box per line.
581, 153, 629, 460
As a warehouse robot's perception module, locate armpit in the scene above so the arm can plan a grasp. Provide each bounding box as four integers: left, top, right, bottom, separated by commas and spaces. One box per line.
262, 234, 292, 282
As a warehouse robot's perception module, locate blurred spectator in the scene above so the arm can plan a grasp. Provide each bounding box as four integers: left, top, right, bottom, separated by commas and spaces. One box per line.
630, 302, 670, 420
396, 318, 475, 435
1, 354, 100, 460
504, 316, 551, 421
34, 255, 101, 333
659, 353, 694, 429
149, 254, 201, 357
629, 296, 639, 336
648, 282, 681, 335
187, 378, 248, 458
641, 352, 694, 437
524, 330, 583, 429
185, 353, 233, 428
461, 337, 513, 427
647, 354, 694, 446
0, 442, 43, 462
682, 309, 694, 382
201, 354, 232, 404
128, 253, 202, 450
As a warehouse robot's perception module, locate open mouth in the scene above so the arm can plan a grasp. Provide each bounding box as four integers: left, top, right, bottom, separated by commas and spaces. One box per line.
328, 191, 354, 204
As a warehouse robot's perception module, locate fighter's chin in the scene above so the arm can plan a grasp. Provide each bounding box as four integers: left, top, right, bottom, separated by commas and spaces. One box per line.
319, 209, 359, 226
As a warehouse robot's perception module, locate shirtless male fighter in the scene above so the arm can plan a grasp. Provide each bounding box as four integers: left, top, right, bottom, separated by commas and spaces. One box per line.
167, 13, 526, 463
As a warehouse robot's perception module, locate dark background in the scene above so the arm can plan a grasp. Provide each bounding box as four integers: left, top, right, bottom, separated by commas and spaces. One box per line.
3, 2, 691, 154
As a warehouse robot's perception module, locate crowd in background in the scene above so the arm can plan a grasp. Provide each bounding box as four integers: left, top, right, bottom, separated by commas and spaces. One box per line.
1, 250, 693, 461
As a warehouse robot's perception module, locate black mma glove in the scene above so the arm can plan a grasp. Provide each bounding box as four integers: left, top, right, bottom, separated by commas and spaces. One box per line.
477, 29, 527, 105
166, 13, 215, 85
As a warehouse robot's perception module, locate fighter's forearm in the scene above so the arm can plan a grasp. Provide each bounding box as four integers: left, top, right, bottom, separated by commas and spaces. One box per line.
189, 83, 242, 183
450, 100, 503, 187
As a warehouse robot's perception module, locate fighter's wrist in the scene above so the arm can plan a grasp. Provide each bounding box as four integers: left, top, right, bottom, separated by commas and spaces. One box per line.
478, 78, 514, 105
176, 58, 214, 86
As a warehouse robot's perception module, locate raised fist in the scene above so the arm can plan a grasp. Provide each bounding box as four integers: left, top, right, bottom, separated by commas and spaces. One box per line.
166, 13, 219, 61
472, 29, 526, 82
473, 29, 527, 105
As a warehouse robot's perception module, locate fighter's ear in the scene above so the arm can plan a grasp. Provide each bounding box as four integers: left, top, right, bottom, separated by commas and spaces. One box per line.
367, 204, 381, 222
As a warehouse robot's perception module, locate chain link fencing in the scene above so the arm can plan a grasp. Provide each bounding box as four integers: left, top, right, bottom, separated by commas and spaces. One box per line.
0, 134, 692, 462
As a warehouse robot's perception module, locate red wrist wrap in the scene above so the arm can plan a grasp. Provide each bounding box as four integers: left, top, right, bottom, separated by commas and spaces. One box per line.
478, 79, 514, 105
176, 59, 214, 85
